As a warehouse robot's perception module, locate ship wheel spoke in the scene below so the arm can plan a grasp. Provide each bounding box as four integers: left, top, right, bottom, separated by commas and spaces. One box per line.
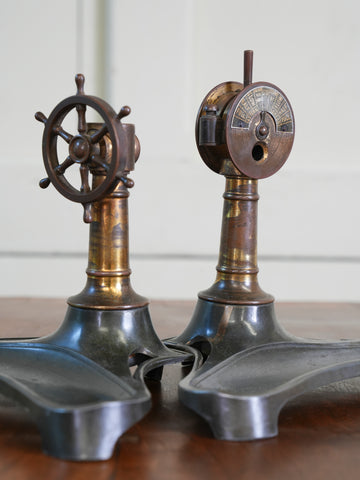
91, 155, 110, 171
80, 164, 90, 193
90, 123, 108, 144
76, 104, 87, 135
55, 156, 75, 175
54, 125, 73, 144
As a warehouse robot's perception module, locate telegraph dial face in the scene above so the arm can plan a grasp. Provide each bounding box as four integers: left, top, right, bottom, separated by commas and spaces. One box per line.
231, 84, 293, 132
225, 81, 295, 178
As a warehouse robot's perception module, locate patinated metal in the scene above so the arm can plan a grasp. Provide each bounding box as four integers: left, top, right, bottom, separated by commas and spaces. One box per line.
0, 50, 359, 459
198, 170, 273, 305
36, 74, 132, 219
196, 51, 294, 178
68, 177, 148, 310
0, 74, 190, 460
170, 50, 360, 442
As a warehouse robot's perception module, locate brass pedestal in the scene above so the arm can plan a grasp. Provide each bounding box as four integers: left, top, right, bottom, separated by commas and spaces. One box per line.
0, 76, 189, 460
170, 51, 360, 442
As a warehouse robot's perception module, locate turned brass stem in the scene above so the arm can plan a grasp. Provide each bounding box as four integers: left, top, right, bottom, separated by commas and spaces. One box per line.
68, 177, 148, 310
199, 171, 273, 305
87, 184, 131, 278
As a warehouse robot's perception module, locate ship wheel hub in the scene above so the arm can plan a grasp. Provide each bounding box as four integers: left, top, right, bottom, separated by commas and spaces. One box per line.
69, 135, 91, 163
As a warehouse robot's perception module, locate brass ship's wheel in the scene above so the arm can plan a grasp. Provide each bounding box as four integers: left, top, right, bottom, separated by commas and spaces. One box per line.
35, 74, 131, 210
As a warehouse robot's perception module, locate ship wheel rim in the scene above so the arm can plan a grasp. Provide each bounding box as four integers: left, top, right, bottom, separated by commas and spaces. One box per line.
42, 94, 123, 204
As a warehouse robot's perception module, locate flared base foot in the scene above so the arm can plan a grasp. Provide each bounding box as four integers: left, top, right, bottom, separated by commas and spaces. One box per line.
172, 298, 360, 441
0, 305, 190, 460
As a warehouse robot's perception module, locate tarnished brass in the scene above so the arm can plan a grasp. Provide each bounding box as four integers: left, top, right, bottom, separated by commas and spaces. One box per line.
199, 163, 273, 305
195, 50, 294, 306
68, 175, 148, 310
172, 49, 360, 446
196, 50, 294, 179
0, 73, 190, 461
35, 74, 134, 222
36, 75, 147, 310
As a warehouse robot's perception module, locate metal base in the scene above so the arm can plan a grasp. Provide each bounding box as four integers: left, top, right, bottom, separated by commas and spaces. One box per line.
0, 305, 190, 460
171, 298, 360, 441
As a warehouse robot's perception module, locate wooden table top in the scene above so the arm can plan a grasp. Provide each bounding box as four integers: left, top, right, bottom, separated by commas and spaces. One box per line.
0, 298, 360, 479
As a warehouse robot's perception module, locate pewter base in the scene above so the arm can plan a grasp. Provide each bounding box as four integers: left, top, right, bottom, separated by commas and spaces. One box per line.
0, 305, 189, 460
171, 299, 360, 441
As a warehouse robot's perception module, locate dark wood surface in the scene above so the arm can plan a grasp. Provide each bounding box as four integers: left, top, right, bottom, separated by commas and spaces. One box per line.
1, 298, 360, 479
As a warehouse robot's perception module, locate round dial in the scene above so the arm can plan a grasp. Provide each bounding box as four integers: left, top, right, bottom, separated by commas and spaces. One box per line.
195, 72, 295, 179
231, 84, 293, 133
225, 82, 294, 178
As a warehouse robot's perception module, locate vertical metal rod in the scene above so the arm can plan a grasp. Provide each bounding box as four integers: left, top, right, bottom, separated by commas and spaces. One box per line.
244, 50, 253, 88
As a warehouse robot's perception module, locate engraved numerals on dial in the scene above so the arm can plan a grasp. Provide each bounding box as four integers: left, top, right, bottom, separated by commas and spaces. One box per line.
231, 86, 294, 133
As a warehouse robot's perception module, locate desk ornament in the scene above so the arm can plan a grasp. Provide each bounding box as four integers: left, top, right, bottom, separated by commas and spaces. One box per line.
0, 74, 189, 461
172, 50, 360, 441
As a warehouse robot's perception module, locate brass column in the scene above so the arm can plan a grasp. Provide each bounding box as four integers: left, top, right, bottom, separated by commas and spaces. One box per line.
68, 177, 148, 310
199, 167, 273, 305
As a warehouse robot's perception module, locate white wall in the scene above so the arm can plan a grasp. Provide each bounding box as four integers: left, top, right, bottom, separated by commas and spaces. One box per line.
0, 0, 359, 302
